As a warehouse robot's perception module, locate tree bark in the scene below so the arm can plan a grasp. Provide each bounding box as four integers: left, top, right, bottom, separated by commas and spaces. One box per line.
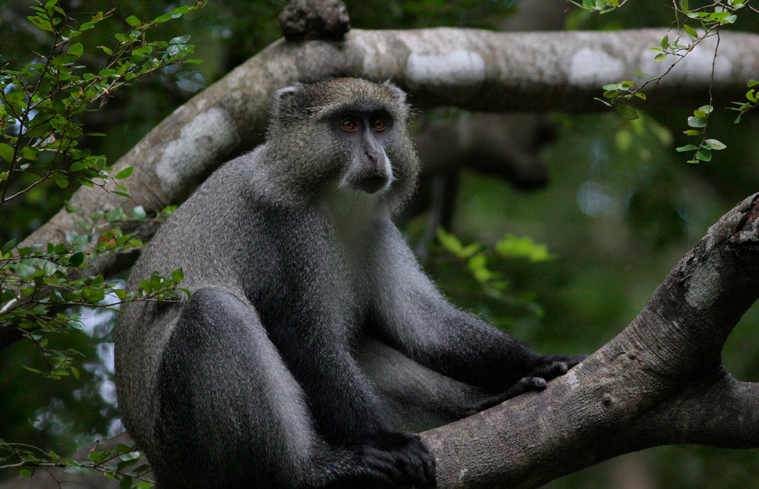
422, 193, 759, 489
21, 28, 759, 251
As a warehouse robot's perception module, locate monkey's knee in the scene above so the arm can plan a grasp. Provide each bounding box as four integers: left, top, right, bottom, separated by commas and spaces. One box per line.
152, 287, 311, 488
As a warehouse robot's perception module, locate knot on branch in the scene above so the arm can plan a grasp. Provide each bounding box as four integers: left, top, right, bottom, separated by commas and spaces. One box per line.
279, 0, 351, 42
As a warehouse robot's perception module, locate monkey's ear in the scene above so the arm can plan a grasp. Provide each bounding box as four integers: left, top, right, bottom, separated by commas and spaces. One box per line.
271, 84, 305, 120
382, 80, 407, 104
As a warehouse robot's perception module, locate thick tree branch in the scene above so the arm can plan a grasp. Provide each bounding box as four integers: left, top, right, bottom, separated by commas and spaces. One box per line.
21, 28, 759, 251
422, 193, 759, 489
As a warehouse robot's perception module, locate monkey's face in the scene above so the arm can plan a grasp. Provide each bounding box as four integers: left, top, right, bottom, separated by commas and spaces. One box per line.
331, 108, 394, 194
266, 78, 420, 210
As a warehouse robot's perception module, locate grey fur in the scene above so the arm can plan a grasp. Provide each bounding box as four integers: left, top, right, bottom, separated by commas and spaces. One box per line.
115, 78, 581, 489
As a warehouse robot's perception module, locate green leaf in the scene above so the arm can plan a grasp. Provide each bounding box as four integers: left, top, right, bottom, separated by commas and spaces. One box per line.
69, 160, 88, 172
126, 15, 141, 26
687, 116, 707, 128
695, 149, 712, 161
28, 15, 54, 32
704, 139, 726, 150
67, 42, 84, 57
676, 144, 698, 152
154, 13, 174, 23
20, 146, 39, 161
683, 24, 698, 39
2, 238, 17, 253
90, 450, 111, 464
460, 243, 482, 258
83, 288, 106, 302
616, 103, 639, 120
68, 252, 85, 267
172, 268, 184, 283
496, 235, 556, 262
115, 166, 134, 179
170, 35, 191, 44
0, 143, 14, 163
654, 53, 668, 63
55, 177, 70, 188
436, 228, 463, 255
106, 208, 124, 222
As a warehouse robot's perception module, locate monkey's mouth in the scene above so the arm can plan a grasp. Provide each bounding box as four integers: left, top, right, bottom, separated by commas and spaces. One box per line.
344, 172, 391, 194
356, 175, 390, 194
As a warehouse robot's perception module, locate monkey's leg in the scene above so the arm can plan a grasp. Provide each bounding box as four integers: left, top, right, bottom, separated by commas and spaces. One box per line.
151, 288, 390, 489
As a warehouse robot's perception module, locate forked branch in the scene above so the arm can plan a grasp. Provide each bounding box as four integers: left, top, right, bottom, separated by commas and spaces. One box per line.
423, 193, 759, 489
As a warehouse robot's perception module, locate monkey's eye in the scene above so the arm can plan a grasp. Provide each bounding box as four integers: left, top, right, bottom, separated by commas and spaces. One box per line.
371, 118, 387, 132
340, 117, 358, 132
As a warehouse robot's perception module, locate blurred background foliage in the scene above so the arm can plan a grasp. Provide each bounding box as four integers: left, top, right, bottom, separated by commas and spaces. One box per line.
1, 0, 758, 487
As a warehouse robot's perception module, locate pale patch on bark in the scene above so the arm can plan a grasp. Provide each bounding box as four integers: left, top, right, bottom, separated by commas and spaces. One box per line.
156, 107, 239, 194
406, 50, 486, 87
684, 256, 722, 309
568, 47, 624, 85
564, 369, 581, 391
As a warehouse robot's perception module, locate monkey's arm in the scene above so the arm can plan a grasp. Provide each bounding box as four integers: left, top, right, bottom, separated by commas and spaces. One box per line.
270, 312, 435, 486
369, 219, 581, 393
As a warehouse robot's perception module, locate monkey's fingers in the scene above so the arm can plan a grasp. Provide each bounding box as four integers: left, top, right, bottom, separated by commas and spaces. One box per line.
544, 353, 588, 369
530, 353, 587, 381
359, 445, 406, 486
394, 434, 436, 488
500, 376, 548, 400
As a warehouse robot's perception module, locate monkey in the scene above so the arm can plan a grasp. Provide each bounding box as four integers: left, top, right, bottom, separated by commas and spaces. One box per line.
114, 78, 584, 489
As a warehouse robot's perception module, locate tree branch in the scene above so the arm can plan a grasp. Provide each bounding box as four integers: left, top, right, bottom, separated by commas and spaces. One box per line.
21, 28, 759, 252
422, 193, 759, 489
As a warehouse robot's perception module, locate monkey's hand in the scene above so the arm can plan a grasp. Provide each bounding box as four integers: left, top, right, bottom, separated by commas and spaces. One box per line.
530, 354, 587, 381
482, 354, 589, 407
357, 431, 436, 488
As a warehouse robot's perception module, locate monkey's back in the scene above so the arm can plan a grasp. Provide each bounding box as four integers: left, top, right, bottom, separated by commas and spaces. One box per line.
115, 146, 300, 450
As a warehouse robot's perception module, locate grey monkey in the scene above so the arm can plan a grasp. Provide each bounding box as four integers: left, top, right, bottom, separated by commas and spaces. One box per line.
114, 78, 583, 489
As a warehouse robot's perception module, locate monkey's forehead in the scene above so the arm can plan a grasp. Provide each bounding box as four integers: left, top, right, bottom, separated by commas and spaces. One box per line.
308, 100, 397, 120
299, 78, 405, 109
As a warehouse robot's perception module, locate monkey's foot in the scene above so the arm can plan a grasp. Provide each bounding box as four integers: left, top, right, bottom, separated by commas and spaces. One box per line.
357, 431, 436, 488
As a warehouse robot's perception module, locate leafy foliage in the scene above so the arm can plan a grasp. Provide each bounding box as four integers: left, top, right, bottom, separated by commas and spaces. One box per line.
580, 0, 753, 163
0, 0, 203, 207
0, 1, 201, 486
434, 228, 553, 325
0, 440, 154, 488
